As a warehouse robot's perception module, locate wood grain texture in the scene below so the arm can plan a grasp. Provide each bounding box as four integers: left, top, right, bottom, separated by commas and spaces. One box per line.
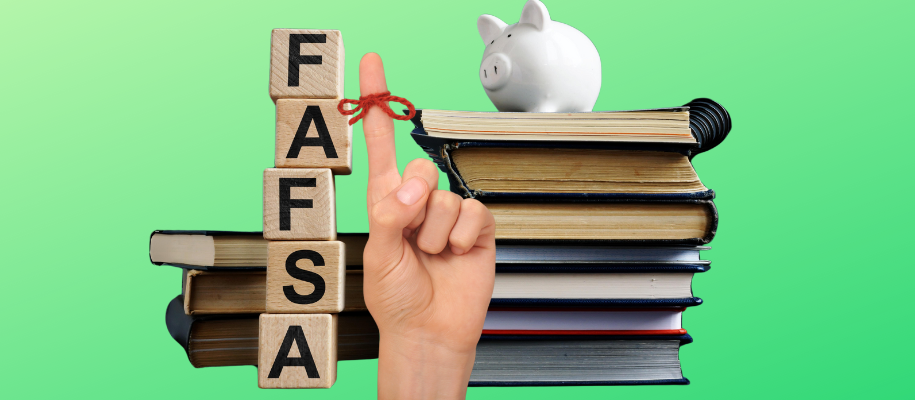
275, 99, 352, 174
267, 241, 345, 313
270, 29, 343, 101
263, 168, 335, 240
258, 314, 337, 388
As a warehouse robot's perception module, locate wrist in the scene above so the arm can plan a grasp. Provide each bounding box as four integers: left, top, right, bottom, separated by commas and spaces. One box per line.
377, 332, 477, 400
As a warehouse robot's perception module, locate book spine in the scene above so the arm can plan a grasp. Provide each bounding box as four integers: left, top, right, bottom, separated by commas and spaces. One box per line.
165, 295, 193, 356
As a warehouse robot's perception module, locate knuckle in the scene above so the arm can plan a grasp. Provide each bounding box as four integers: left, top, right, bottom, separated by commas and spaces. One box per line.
404, 158, 438, 179
416, 233, 445, 254
363, 126, 391, 140
449, 230, 475, 249
430, 190, 461, 211
405, 158, 432, 171
460, 198, 487, 219
408, 158, 436, 172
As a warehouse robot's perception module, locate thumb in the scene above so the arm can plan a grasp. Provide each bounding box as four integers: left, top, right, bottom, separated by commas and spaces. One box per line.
366, 177, 430, 264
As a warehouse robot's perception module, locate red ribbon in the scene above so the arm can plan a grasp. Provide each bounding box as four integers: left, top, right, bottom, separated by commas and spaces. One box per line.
337, 91, 416, 126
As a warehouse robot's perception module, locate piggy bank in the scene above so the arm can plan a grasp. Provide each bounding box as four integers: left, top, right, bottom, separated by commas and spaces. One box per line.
477, 0, 601, 112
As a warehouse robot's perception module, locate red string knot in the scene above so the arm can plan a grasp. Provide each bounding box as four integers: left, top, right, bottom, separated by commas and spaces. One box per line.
337, 91, 415, 126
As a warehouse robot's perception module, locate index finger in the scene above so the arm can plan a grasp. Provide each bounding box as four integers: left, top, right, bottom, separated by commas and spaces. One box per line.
359, 53, 400, 190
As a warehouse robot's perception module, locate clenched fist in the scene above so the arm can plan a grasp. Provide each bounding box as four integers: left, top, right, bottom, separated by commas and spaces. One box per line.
358, 53, 496, 400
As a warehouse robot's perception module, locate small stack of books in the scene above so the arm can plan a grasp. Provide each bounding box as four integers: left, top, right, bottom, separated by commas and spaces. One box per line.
151, 231, 378, 368
410, 99, 731, 386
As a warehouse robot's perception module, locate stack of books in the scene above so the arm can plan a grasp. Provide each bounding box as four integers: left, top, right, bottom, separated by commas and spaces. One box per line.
151, 231, 378, 368
409, 99, 731, 386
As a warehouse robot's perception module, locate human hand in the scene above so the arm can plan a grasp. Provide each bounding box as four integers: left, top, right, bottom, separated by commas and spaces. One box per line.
357, 53, 496, 400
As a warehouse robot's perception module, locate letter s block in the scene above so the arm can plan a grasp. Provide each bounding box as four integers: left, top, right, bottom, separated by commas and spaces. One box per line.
267, 241, 345, 313
270, 29, 344, 101
259, 314, 337, 388
276, 99, 352, 174
264, 168, 335, 240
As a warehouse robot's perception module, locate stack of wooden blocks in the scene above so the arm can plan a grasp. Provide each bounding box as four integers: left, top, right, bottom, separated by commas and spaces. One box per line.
260, 29, 351, 389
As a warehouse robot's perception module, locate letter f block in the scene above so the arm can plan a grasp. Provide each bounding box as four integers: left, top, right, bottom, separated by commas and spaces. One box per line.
264, 168, 335, 240
270, 29, 344, 101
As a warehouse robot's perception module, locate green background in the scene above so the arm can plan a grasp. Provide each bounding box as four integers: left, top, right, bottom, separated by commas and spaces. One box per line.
2, 0, 911, 398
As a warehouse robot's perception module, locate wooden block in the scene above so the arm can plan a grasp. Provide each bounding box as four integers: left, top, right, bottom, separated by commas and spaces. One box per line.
267, 241, 345, 313
270, 29, 344, 101
275, 99, 352, 174
264, 168, 335, 240
258, 314, 337, 388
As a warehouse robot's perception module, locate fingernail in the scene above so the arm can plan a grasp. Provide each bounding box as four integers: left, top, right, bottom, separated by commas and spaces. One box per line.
396, 178, 425, 206
451, 245, 465, 255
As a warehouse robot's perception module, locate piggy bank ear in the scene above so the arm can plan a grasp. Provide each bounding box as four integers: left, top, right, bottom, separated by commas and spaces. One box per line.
519, 0, 550, 31
478, 15, 507, 44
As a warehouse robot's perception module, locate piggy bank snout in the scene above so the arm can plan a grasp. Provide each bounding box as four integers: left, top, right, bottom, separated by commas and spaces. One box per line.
480, 53, 512, 91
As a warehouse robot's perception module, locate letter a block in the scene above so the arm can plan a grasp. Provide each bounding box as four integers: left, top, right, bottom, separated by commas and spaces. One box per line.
267, 241, 345, 313
270, 29, 344, 101
259, 314, 337, 388
264, 168, 335, 240
276, 99, 352, 174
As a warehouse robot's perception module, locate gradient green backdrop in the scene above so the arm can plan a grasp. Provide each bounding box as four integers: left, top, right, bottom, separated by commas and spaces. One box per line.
2, 0, 911, 398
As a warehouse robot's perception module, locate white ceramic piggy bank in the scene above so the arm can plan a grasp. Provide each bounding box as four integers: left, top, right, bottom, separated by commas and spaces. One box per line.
477, 0, 601, 112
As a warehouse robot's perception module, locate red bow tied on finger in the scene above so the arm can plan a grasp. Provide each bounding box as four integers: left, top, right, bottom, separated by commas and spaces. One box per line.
337, 91, 416, 126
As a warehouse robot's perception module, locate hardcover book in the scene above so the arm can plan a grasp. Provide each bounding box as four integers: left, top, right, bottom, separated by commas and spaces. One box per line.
165, 296, 378, 367
149, 231, 367, 270
482, 308, 687, 335
469, 334, 692, 386
409, 99, 731, 200
182, 269, 367, 315
491, 263, 707, 307
485, 200, 717, 244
